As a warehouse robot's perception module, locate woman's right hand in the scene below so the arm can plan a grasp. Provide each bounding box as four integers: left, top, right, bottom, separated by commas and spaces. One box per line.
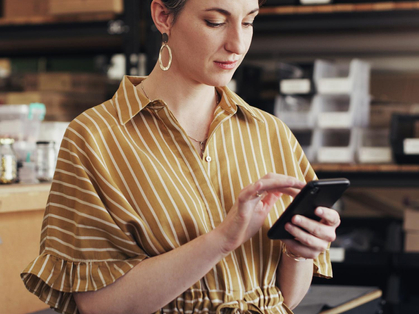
215, 173, 305, 255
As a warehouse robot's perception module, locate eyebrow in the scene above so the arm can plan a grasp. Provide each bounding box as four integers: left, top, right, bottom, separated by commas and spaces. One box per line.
204, 8, 259, 16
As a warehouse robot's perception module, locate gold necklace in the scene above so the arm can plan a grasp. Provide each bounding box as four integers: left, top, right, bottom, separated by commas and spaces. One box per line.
140, 81, 220, 155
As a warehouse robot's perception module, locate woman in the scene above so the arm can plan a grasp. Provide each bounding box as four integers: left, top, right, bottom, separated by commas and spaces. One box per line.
21, 0, 340, 313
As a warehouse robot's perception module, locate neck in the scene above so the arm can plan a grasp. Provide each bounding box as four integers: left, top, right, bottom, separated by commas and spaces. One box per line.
138, 65, 220, 145
140, 64, 218, 117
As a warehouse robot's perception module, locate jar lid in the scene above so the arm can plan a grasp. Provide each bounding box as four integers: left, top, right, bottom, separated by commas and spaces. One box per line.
36, 140, 55, 145
0, 138, 15, 145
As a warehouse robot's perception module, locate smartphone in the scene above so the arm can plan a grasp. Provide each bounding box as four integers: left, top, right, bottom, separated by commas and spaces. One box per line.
267, 178, 350, 240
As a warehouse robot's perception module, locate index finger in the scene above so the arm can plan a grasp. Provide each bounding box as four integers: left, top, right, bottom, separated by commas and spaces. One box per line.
257, 174, 305, 192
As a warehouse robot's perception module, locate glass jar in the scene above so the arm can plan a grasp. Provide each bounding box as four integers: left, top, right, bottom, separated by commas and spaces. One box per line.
0, 138, 18, 184
35, 141, 56, 182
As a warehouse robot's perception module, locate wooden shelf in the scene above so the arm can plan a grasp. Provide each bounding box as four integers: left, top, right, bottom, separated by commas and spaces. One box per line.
0, 13, 117, 26
313, 163, 419, 187
313, 163, 419, 172
260, 1, 419, 15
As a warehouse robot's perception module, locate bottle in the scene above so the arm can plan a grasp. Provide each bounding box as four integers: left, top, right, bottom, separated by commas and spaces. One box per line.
35, 141, 56, 182
0, 138, 18, 184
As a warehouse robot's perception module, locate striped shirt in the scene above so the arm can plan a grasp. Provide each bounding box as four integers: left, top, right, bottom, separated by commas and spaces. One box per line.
21, 76, 332, 314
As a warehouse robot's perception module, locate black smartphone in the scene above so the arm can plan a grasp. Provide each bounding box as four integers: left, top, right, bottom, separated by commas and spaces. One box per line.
267, 178, 350, 240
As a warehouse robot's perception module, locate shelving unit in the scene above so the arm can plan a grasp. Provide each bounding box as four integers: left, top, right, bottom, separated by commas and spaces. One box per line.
250, 1, 419, 58
0, 0, 143, 74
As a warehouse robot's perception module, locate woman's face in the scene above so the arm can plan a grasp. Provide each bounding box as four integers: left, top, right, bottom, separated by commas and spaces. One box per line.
167, 0, 259, 87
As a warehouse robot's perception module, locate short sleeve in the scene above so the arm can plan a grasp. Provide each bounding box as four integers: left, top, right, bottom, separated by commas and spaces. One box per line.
21, 116, 150, 314
289, 128, 333, 279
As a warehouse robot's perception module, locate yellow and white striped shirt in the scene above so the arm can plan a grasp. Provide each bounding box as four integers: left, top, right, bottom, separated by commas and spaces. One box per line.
21, 76, 332, 314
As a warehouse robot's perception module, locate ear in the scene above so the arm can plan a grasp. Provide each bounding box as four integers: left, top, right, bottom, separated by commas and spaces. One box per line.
150, 0, 174, 37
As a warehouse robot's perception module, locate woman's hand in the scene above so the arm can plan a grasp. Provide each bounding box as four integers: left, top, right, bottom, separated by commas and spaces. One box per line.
282, 206, 341, 260
215, 173, 305, 255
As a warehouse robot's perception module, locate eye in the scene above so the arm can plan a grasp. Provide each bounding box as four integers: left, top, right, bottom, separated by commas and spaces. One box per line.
205, 20, 225, 28
243, 20, 255, 28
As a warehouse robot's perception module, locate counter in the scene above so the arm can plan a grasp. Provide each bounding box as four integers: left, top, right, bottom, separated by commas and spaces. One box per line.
0, 183, 51, 314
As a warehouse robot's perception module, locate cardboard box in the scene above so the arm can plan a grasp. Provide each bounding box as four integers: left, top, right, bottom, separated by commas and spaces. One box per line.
369, 101, 417, 128
403, 208, 419, 232
49, 0, 123, 15
405, 231, 419, 252
23, 72, 108, 93
371, 72, 419, 104
4, 0, 49, 18
0, 91, 107, 121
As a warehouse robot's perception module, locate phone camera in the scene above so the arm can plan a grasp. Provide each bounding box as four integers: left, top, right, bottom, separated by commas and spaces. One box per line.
310, 187, 320, 195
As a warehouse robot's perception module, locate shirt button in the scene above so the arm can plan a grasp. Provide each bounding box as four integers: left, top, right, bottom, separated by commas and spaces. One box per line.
205, 156, 212, 162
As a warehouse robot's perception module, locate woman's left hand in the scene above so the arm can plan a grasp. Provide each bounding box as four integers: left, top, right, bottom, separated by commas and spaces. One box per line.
282, 207, 341, 260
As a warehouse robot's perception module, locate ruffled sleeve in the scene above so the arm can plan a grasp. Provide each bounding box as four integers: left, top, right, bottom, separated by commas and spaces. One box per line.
21, 111, 151, 314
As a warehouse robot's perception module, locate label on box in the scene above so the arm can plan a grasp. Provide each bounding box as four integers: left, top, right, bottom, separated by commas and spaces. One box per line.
318, 78, 351, 94
318, 148, 353, 163
404, 138, 419, 155
318, 113, 352, 128
329, 247, 345, 262
359, 147, 392, 163
280, 79, 311, 94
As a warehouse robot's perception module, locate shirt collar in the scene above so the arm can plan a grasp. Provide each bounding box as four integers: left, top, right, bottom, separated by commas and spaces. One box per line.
113, 75, 264, 125
217, 85, 264, 123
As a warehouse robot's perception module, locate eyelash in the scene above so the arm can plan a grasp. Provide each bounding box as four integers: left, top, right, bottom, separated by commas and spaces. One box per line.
205, 20, 254, 28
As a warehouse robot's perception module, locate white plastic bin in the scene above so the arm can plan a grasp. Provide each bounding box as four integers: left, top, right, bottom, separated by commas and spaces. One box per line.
357, 128, 392, 163
315, 93, 370, 129
293, 129, 317, 162
314, 59, 370, 95
274, 95, 317, 129
317, 128, 358, 163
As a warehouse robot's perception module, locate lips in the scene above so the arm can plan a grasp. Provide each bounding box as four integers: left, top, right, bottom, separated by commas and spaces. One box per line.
214, 60, 239, 70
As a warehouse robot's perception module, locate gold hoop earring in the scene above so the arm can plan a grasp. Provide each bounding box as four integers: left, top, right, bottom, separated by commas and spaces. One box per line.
159, 33, 172, 71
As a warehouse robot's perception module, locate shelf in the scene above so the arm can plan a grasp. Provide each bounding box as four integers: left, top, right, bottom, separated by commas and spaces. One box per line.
260, 1, 419, 16
313, 163, 419, 187
0, 13, 117, 26
0, 0, 142, 63
256, 1, 419, 32
250, 1, 419, 57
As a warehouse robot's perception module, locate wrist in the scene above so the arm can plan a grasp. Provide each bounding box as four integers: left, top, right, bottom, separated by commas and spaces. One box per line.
282, 244, 308, 262
206, 228, 233, 259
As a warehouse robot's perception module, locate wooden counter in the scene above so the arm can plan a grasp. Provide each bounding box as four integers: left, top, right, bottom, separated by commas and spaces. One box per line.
0, 183, 51, 314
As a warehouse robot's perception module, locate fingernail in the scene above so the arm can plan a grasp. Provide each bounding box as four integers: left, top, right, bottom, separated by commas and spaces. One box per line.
316, 208, 323, 215
294, 215, 301, 223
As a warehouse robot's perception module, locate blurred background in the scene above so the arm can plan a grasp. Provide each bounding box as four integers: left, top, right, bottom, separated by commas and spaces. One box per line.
0, 0, 419, 313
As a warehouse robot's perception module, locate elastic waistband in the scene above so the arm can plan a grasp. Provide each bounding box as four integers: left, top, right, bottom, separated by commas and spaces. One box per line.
216, 301, 263, 314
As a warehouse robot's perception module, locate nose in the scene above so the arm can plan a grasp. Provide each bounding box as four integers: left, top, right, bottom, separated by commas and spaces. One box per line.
224, 24, 248, 55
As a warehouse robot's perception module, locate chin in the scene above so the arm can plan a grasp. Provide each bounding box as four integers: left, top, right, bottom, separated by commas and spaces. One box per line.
205, 73, 236, 87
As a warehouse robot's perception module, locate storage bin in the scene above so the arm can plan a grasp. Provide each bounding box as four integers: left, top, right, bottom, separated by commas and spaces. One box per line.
278, 62, 315, 95
274, 95, 317, 129
390, 114, 419, 164
0, 104, 45, 142
317, 128, 358, 163
357, 128, 392, 164
293, 129, 317, 162
315, 93, 370, 129
314, 59, 370, 95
